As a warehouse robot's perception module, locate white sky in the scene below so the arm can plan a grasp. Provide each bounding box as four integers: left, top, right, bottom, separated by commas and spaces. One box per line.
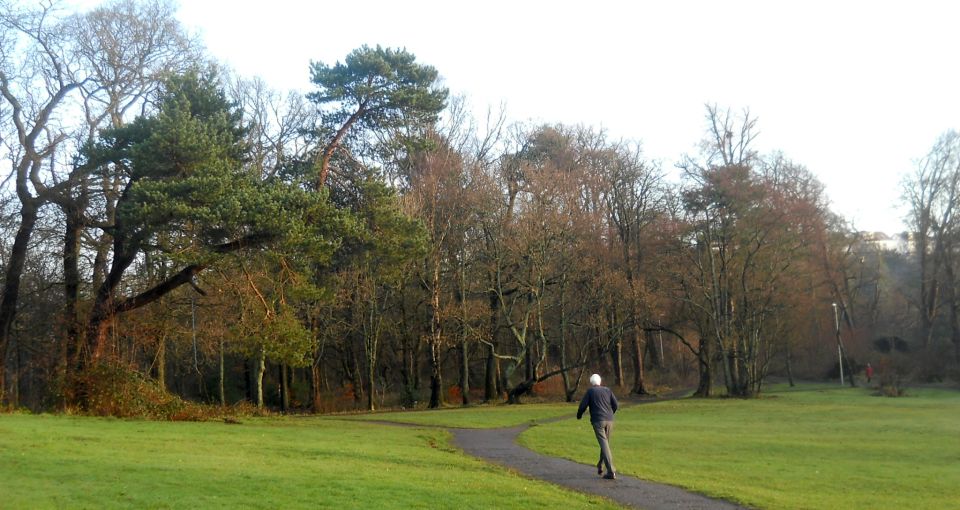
72, 0, 960, 233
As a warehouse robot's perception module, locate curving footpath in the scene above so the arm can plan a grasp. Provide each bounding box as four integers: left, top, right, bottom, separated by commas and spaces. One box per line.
448, 396, 748, 510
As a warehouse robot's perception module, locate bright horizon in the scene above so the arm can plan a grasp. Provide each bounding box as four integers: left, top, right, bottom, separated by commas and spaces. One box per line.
71, 0, 960, 234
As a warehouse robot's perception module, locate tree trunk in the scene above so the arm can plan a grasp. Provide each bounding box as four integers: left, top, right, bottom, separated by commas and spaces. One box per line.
834, 324, 857, 388
485, 344, 497, 402
429, 340, 443, 409
412, 339, 421, 392
351, 347, 363, 405
311, 362, 323, 411
0, 202, 39, 405
427, 262, 443, 409
632, 330, 649, 395
458, 260, 470, 406
459, 339, 470, 406
526, 341, 535, 382
317, 106, 366, 189
156, 336, 167, 392
785, 337, 795, 388
484, 291, 499, 402
62, 204, 82, 375
645, 335, 661, 368
255, 346, 266, 408
85, 241, 140, 365
219, 338, 225, 406
367, 353, 376, 412
507, 378, 534, 404
693, 337, 712, 397
428, 332, 443, 409
611, 338, 624, 388
279, 364, 287, 412
560, 340, 572, 401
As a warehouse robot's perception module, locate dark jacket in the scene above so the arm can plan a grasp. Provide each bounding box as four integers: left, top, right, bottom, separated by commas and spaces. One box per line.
577, 386, 618, 422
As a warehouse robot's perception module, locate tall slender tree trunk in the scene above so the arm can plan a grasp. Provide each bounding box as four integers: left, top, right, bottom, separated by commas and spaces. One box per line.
156, 336, 167, 392
367, 353, 376, 412
485, 345, 497, 402
255, 346, 266, 408
834, 320, 857, 388
62, 203, 82, 375
428, 261, 443, 408
484, 291, 499, 402
785, 340, 795, 387
311, 361, 323, 411
632, 330, 648, 394
559, 280, 575, 402
459, 340, 470, 405
429, 339, 443, 408
351, 347, 364, 405
279, 364, 288, 412
645, 337, 661, 368
611, 338, 624, 388
0, 202, 39, 405
693, 337, 712, 397
218, 338, 225, 406
526, 341, 535, 381
458, 259, 470, 405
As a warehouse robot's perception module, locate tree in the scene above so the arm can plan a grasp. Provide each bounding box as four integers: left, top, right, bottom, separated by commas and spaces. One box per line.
477, 125, 621, 403
904, 131, 960, 362
404, 134, 471, 408
350, 175, 425, 411
603, 139, 665, 394
61, 0, 200, 384
677, 105, 831, 396
0, 1, 87, 403
308, 45, 448, 189
76, 70, 339, 401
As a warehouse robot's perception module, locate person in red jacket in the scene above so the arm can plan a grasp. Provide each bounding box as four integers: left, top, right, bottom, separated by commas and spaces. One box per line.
866, 363, 874, 383
577, 373, 619, 479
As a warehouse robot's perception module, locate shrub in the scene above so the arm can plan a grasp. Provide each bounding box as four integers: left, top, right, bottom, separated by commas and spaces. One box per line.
876, 356, 910, 397
71, 363, 205, 420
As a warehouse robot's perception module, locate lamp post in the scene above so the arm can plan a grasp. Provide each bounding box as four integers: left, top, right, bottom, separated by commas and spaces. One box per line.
832, 302, 844, 385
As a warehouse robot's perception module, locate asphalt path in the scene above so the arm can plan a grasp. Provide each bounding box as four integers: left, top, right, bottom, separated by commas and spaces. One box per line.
449, 421, 747, 510
369, 392, 749, 509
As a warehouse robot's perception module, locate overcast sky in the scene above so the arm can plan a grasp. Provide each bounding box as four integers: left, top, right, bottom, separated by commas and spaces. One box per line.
73, 0, 960, 233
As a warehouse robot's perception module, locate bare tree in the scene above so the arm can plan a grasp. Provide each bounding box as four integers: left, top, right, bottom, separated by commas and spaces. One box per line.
904, 131, 960, 360
603, 138, 665, 394
0, 1, 86, 403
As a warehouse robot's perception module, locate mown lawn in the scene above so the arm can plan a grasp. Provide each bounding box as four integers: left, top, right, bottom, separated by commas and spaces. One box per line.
520, 384, 960, 509
4, 384, 956, 509
345, 401, 574, 428
0, 413, 621, 509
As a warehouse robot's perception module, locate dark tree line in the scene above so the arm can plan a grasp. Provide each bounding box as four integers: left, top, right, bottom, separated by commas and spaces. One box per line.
0, 0, 955, 415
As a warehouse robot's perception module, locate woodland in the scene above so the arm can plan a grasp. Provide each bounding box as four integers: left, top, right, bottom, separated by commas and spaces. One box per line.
1, 0, 958, 417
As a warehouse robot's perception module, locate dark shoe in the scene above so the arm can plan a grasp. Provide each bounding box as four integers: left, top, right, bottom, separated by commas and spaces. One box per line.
597, 461, 603, 475
603, 472, 616, 480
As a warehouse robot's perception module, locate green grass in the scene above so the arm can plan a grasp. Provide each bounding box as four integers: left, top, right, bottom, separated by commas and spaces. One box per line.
0, 413, 621, 509
345, 402, 575, 428
520, 384, 960, 509
4, 385, 956, 509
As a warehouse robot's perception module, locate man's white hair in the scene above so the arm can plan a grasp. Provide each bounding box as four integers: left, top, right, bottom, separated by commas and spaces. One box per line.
589, 373, 602, 386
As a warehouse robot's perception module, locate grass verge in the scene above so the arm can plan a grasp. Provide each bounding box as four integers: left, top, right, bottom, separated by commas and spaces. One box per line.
520, 384, 960, 509
343, 401, 575, 428
0, 413, 621, 509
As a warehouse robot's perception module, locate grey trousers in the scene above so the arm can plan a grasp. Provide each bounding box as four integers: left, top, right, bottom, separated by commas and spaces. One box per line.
592, 420, 615, 474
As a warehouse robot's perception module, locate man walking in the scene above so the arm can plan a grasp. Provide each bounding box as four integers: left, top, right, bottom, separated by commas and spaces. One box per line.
577, 373, 618, 479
